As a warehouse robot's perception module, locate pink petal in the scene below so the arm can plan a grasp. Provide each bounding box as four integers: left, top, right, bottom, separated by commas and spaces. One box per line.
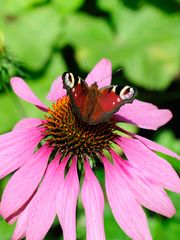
12, 205, 30, 240
0, 146, 51, 221
13, 118, 42, 131
11, 77, 48, 111
112, 151, 175, 218
85, 58, 112, 88
135, 134, 180, 160
0, 127, 43, 179
81, 161, 106, 240
13, 156, 68, 240
56, 157, 79, 240
26, 155, 67, 240
116, 100, 172, 130
102, 156, 152, 240
117, 137, 180, 193
46, 76, 66, 102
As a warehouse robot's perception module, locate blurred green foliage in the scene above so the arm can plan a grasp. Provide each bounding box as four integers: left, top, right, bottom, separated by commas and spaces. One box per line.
0, 0, 180, 239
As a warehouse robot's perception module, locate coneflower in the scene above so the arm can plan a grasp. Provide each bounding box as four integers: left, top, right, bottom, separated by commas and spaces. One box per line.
0, 58, 179, 240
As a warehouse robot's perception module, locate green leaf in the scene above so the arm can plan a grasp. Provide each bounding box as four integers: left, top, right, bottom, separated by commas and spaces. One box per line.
52, 0, 84, 14
0, 0, 46, 15
1, 6, 60, 70
98, 0, 119, 12
0, 220, 14, 240
19, 53, 67, 117
0, 92, 21, 133
149, 217, 180, 240
62, 13, 114, 70
98, 0, 180, 90
27, 53, 67, 107
15, 53, 66, 118
0, 30, 4, 52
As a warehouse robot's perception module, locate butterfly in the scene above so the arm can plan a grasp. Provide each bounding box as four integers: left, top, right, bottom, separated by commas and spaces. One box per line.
62, 72, 136, 125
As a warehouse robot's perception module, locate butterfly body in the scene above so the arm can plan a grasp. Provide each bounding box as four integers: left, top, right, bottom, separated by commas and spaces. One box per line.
62, 72, 136, 125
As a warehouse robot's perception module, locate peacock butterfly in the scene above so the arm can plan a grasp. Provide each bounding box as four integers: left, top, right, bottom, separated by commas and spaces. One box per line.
62, 72, 136, 125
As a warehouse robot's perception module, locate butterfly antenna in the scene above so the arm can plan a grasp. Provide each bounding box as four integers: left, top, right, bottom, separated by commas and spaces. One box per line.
99, 68, 123, 83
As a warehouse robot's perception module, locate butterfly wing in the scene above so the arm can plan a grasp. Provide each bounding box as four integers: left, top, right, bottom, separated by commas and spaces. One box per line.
70, 83, 93, 123
88, 85, 136, 124
63, 72, 136, 125
62, 72, 92, 122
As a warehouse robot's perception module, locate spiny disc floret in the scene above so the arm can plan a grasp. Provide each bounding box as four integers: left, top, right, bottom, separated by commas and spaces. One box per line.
43, 96, 116, 158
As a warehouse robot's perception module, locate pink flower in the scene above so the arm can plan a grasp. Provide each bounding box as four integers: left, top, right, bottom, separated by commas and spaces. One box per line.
0, 58, 180, 240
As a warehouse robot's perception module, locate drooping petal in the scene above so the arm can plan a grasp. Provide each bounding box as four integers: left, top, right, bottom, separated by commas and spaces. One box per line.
117, 137, 180, 193
12, 205, 30, 240
56, 157, 79, 240
116, 126, 180, 161
85, 58, 112, 88
112, 151, 175, 218
26, 155, 67, 240
46, 76, 66, 102
11, 77, 48, 111
102, 156, 152, 240
129, 177, 176, 218
13, 118, 42, 130
116, 100, 172, 130
0, 127, 43, 179
134, 134, 180, 160
81, 161, 106, 240
0, 146, 51, 221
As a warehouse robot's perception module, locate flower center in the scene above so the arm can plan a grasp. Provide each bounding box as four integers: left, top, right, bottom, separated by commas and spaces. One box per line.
43, 96, 117, 160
